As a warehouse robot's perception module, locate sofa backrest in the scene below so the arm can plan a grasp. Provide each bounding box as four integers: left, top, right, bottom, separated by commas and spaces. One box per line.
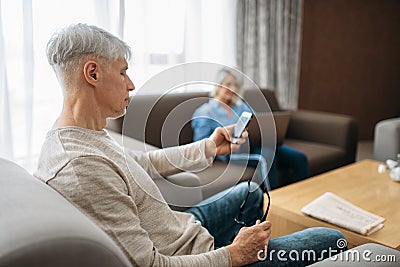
106, 88, 279, 148
243, 88, 281, 112
0, 158, 132, 267
120, 91, 209, 148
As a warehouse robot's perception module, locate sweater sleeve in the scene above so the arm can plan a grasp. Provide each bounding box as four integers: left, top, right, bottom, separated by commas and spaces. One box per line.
126, 139, 214, 178
49, 156, 231, 267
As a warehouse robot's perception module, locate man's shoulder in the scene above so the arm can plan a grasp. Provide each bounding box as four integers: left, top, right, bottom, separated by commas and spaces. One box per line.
34, 127, 121, 183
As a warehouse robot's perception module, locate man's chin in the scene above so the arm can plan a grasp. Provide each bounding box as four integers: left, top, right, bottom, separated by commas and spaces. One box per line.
111, 108, 127, 119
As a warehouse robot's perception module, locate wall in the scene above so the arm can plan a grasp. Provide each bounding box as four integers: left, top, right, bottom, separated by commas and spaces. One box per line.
298, 0, 400, 140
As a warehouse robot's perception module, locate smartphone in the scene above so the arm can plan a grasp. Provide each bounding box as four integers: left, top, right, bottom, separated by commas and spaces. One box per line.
231, 111, 253, 144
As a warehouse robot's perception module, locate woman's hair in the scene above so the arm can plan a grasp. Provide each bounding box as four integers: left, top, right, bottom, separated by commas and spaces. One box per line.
210, 68, 243, 104
46, 23, 131, 77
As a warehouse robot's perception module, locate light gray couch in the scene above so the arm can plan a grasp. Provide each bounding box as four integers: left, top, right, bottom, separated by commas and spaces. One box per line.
310, 243, 400, 266
2, 158, 398, 266
0, 158, 132, 267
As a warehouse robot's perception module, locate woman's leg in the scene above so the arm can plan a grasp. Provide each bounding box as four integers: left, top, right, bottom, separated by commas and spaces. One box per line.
277, 145, 308, 183
247, 146, 278, 190
185, 181, 263, 248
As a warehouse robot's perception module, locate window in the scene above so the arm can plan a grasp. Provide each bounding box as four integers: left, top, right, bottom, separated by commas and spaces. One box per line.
0, 0, 236, 171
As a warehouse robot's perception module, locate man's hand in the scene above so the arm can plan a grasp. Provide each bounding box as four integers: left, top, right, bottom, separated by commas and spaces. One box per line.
227, 220, 272, 266
205, 125, 248, 158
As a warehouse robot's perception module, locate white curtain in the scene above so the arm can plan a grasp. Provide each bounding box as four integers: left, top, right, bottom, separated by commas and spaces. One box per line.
0, 0, 237, 171
0, 0, 13, 160
237, 0, 303, 109
124, 0, 237, 91
0, 0, 124, 171
22, 0, 34, 168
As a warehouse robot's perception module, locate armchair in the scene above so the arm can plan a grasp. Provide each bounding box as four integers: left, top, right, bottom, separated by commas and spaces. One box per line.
373, 117, 400, 162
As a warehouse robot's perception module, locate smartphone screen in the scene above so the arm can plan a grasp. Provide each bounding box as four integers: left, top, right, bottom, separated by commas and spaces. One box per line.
232, 111, 253, 144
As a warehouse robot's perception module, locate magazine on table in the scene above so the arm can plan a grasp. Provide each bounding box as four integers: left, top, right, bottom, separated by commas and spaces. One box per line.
301, 192, 385, 236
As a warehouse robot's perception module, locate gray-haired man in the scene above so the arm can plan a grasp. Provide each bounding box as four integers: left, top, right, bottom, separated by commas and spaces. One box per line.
35, 23, 345, 266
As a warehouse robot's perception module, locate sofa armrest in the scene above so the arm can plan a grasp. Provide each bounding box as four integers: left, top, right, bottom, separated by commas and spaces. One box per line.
309, 243, 400, 266
286, 110, 358, 158
374, 117, 400, 162
0, 158, 132, 267
154, 172, 203, 210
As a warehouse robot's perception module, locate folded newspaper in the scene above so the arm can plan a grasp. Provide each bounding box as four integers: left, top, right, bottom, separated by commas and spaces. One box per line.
301, 192, 385, 236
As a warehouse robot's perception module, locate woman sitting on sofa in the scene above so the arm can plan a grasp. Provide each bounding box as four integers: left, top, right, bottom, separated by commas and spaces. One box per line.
191, 68, 308, 190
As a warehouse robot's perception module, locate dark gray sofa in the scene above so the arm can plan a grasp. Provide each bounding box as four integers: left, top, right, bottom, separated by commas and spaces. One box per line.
107, 91, 256, 199
107, 88, 358, 197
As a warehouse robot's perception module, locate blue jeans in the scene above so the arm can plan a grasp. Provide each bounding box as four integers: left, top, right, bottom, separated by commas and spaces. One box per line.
251, 145, 308, 190
186, 182, 345, 266
222, 145, 308, 190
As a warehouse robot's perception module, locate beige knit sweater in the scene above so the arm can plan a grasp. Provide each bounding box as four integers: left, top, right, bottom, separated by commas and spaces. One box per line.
34, 127, 231, 267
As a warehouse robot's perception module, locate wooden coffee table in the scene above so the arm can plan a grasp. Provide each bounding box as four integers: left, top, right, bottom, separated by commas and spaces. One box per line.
264, 159, 400, 250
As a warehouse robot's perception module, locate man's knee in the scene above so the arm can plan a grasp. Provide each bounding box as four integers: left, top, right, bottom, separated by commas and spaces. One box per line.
234, 181, 252, 194
236, 181, 264, 224
235, 181, 263, 198
249, 182, 263, 204
317, 228, 346, 249
301, 227, 346, 249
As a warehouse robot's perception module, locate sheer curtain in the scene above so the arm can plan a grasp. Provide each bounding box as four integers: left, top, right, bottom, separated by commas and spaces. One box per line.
237, 0, 303, 109
124, 0, 237, 92
0, 0, 236, 172
0, 1, 13, 160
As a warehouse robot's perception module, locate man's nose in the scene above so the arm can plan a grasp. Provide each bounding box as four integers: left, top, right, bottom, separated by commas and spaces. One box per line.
127, 76, 135, 91
129, 83, 135, 92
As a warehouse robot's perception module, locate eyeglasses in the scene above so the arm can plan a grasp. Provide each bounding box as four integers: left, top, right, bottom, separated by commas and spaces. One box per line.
234, 180, 271, 227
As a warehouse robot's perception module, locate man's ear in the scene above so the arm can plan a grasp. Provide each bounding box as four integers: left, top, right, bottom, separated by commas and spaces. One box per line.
83, 61, 99, 86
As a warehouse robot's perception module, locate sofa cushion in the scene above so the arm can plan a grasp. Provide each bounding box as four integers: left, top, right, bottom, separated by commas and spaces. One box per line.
0, 158, 131, 267
284, 139, 348, 177
195, 160, 256, 199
